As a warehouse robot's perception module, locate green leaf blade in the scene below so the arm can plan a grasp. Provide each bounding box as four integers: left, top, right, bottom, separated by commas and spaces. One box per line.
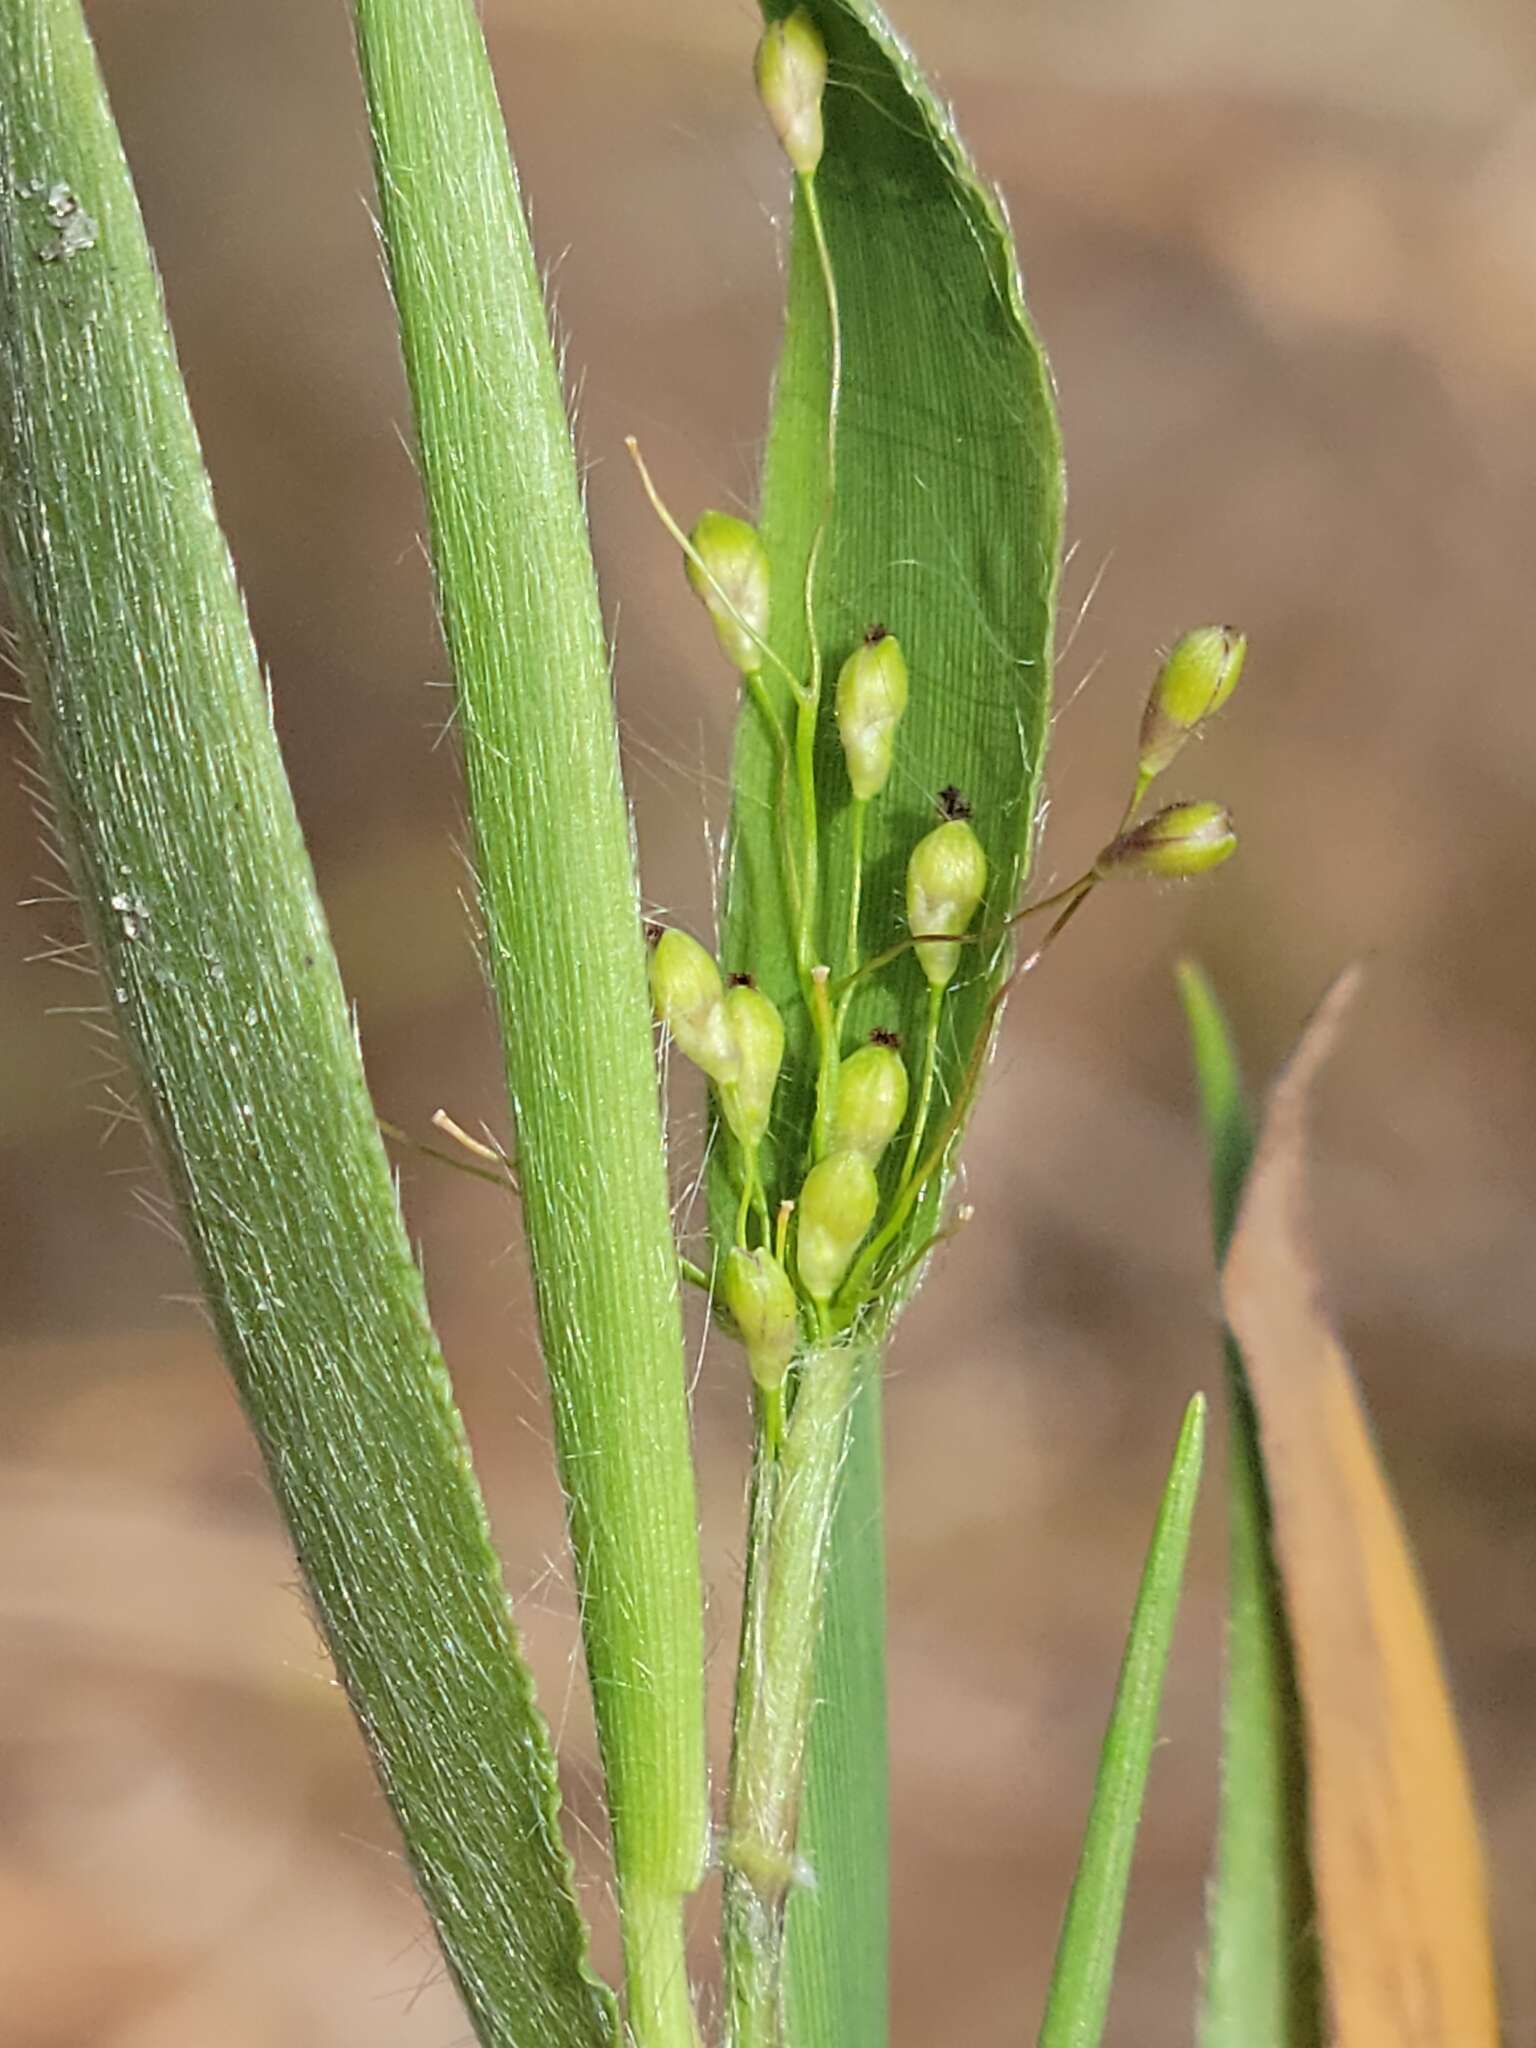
1176, 963, 1322, 2048
351, 1, 710, 2036
724, 0, 1065, 1248
1037, 1393, 1208, 2048
0, 6, 612, 2043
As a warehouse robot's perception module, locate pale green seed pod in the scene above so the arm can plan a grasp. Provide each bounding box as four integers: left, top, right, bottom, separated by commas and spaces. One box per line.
648, 928, 740, 1084
829, 1041, 909, 1164
686, 511, 770, 674
1095, 800, 1237, 880
723, 1247, 800, 1392
754, 8, 828, 177
796, 1150, 880, 1304
722, 981, 785, 1147
906, 818, 988, 989
1138, 626, 1246, 783
835, 628, 909, 801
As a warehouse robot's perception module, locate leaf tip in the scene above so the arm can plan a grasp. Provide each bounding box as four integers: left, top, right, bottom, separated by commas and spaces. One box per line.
1175, 1389, 1209, 1485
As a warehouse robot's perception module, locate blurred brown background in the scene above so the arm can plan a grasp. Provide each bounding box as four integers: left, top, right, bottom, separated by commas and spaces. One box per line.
4, 0, 1535, 2042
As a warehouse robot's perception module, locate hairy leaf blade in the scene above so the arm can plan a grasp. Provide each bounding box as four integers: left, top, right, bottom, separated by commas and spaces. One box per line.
1178, 962, 1322, 2048
1037, 1393, 1208, 2048
351, 0, 710, 2035
0, 5, 612, 2042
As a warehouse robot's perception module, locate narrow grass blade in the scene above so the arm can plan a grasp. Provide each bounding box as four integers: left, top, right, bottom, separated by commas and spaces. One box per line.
0, 7, 611, 2043
1222, 972, 1500, 2048
725, 9, 1066, 2038
1177, 962, 1322, 2048
350, 4, 709, 2039
1037, 1394, 1207, 2048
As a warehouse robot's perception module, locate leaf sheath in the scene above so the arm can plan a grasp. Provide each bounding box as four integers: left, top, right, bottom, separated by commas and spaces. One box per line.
726, 1337, 872, 2048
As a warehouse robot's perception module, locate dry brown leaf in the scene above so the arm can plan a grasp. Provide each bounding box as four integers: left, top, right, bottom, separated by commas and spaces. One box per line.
1221, 969, 1500, 2048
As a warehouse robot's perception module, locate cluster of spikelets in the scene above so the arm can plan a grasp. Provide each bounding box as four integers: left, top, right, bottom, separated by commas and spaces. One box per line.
643, 10, 1245, 1385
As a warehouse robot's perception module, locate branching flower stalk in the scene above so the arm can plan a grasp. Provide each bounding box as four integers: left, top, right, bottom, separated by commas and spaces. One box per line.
634, 17, 1249, 2046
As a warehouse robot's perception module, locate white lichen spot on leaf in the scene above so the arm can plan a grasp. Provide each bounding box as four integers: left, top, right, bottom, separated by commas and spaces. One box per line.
38, 183, 98, 263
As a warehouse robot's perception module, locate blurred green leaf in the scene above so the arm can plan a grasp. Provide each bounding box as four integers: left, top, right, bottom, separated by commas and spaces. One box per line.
1177, 962, 1321, 2048
1037, 1394, 1208, 2048
1178, 960, 1255, 1254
